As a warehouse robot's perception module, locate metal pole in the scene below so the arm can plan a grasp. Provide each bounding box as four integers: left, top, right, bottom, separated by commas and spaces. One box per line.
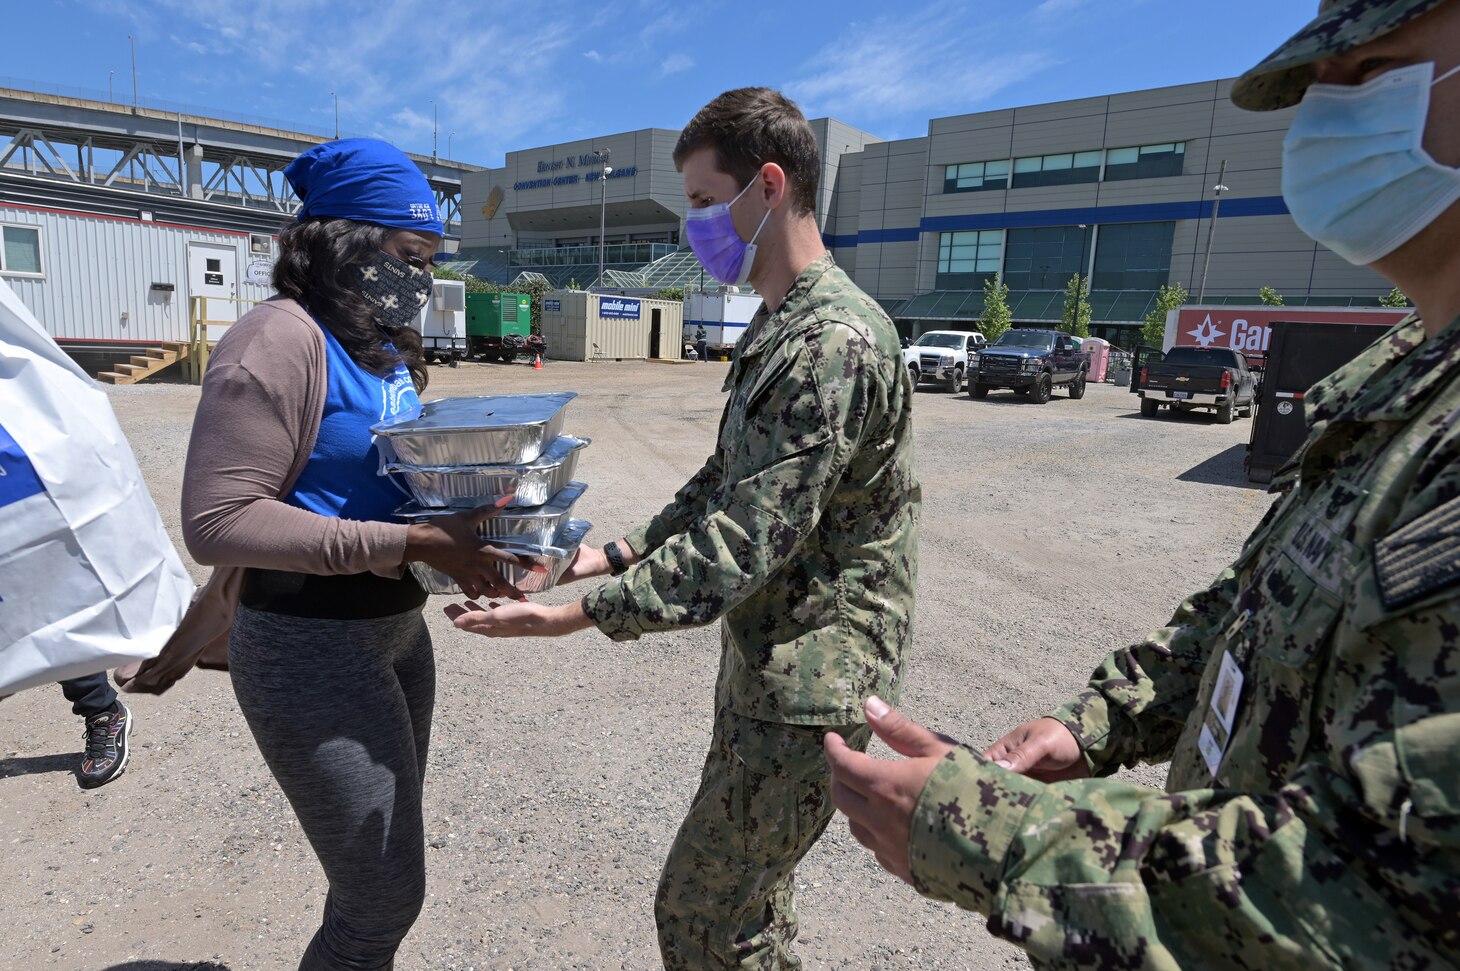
597, 149, 611, 289
108, 70, 114, 103
177, 113, 185, 194
332, 92, 338, 138
1198, 159, 1228, 304
1075, 224, 1088, 334
128, 35, 138, 113
431, 101, 437, 160
448, 131, 454, 159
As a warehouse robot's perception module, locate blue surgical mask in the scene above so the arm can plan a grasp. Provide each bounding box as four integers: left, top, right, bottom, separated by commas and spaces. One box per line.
684, 177, 772, 286
1282, 61, 1460, 265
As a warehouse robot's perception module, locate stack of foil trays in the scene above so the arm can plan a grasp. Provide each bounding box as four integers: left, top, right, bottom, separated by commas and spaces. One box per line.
373, 393, 592, 595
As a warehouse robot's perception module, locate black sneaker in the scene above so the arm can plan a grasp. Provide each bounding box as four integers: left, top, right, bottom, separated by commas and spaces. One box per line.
78, 701, 132, 789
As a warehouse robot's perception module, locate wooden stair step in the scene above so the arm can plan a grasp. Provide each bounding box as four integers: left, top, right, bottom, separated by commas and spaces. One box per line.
96, 371, 135, 385
145, 348, 178, 363
114, 362, 150, 376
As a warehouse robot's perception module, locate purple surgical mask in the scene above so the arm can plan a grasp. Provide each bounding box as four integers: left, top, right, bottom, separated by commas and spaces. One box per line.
684, 177, 772, 286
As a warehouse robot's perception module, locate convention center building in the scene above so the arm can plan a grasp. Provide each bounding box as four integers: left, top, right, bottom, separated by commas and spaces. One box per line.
449, 77, 1394, 346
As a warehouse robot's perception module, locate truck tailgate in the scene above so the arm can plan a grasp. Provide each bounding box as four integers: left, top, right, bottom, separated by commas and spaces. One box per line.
1142, 364, 1229, 395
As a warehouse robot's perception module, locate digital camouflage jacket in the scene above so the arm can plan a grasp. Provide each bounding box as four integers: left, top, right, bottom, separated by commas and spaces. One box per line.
583, 254, 920, 725
908, 314, 1460, 968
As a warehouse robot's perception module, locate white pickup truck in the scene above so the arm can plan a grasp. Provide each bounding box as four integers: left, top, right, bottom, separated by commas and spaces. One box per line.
903, 329, 987, 392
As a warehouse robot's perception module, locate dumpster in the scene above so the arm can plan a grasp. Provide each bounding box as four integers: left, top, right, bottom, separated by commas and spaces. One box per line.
466, 292, 532, 361
1245, 319, 1390, 483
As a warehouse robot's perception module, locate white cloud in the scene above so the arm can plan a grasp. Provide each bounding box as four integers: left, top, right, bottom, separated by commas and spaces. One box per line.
1034, 0, 1090, 17
584, 49, 603, 62
785, 0, 1053, 123
661, 53, 694, 77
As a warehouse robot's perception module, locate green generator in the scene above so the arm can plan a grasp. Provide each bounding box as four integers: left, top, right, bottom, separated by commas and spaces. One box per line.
465, 292, 532, 361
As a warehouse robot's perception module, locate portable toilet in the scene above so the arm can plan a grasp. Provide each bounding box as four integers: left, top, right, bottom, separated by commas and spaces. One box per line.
1080, 337, 1111, 383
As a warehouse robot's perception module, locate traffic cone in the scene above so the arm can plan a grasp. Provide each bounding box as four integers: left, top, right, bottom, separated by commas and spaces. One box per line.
533, 353, 543, 370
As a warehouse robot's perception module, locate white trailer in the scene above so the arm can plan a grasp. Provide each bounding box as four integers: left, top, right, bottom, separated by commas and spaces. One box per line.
685, 289, 763, 346
417, 278, 467, 365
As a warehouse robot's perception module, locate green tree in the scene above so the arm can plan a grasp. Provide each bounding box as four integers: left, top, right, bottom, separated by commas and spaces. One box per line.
1259, 286, 1285, 306
1142, 283, 1189, 347
979, 276, 1012, 343
431, 267, 465, 282
1379, 287, 1411, 308
1062, 274, 1091, 338
653, 286, 686, 302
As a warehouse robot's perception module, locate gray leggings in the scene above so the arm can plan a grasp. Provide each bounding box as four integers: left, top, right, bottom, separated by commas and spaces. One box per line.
229, 604, 435, 971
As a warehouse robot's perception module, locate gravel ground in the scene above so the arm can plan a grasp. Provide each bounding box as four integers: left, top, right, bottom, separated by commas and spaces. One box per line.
0, 359, 1273, 971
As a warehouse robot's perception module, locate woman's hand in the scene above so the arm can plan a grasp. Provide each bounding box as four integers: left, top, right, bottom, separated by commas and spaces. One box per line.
404, 499, 546, 600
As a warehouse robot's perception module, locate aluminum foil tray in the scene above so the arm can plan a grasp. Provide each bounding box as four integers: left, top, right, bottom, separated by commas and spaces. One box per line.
408, 519, 592, 596
395, 482, 587, 548
386, 435, 590, 508
373, 392, 577, 467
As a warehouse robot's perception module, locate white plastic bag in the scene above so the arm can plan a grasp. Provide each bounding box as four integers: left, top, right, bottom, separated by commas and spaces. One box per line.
0, 279, 194, 695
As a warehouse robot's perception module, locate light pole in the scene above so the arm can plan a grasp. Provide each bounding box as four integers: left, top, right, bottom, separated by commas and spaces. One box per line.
596, 149, 612, 289
1198, 160, 1229, 304
1074, 223, 1088, 335
448, 131, 455, 159
331, 91, 339, 138
431, 101, 438, 161
108, 70, 115, 103
128, 34, 138, 113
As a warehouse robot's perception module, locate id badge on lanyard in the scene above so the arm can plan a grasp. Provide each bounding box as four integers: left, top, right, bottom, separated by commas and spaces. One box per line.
1197, 650, 1245, 779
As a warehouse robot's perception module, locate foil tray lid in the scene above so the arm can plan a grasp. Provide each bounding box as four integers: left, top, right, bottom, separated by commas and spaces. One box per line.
493, 518, 592, 559
394, 482, 587, 522
383, 435, 591, 475
372, 392, 577, 437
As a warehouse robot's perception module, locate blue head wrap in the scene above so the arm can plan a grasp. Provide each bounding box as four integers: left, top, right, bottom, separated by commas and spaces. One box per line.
285, 138, 445, 236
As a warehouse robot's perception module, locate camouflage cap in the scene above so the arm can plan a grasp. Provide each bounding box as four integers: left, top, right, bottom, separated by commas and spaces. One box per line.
1231, 0, 1452, 110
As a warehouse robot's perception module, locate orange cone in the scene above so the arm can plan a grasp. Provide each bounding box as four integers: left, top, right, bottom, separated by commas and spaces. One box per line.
533, 353, 543, 370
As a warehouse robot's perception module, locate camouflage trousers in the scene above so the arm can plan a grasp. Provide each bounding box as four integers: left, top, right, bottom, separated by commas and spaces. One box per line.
655, 708, 871, 970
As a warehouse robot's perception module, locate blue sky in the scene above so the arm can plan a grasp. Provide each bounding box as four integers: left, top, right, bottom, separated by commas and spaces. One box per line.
7, 0, 1317, 166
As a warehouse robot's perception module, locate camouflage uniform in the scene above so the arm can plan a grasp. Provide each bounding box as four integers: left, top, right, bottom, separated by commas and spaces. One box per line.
906, 315, 1460, 968
583, 253, 920, 968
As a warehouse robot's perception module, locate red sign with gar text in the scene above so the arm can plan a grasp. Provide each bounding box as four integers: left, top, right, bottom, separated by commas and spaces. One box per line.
1165, 306, 1408, 367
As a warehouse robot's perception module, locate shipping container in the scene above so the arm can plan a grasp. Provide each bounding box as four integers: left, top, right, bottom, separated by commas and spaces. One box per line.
540, 291, 683, 362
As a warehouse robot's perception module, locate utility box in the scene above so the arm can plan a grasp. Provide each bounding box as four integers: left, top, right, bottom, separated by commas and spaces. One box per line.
541, 291, 684, 362
1246, 319, 1390, 483
465, 291, 531, 361
417, 279, 467, 365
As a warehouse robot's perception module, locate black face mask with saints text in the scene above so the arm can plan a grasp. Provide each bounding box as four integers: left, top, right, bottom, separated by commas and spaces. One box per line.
357, 250, 431, 329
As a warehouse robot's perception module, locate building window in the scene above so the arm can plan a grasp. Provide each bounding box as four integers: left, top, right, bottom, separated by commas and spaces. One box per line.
1, 224, 42, 277
1011, 151, 1102, 189
1103, 142, 1185, 182
1000, 226, 1094, 291
1092, 222, 1175, 290
943, 159, 1010, 193
935, 229, 1003, 290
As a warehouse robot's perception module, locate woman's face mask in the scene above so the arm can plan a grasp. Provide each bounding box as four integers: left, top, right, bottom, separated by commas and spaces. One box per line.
357, 250, 432, 328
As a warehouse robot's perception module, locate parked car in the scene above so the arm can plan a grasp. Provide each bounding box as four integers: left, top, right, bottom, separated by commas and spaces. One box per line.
970, 329, 1088, 403
1136, 346, 1257, 423
903, 330, 986, 392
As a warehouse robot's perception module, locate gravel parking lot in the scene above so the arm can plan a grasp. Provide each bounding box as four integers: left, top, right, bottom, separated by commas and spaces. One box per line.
0, 359, 1273, 971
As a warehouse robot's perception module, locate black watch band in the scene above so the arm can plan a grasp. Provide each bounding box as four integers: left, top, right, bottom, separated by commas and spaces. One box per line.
604, 541, 629, 576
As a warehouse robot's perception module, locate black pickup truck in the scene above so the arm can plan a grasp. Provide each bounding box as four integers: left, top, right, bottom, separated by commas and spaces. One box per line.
970, 328, 1088, 404
1136, 346, 1257, 423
